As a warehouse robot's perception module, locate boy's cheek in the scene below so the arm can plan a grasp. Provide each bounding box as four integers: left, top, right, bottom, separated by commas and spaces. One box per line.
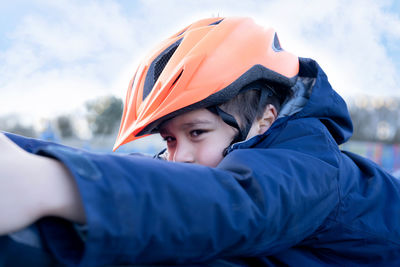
198, 147, 224, 167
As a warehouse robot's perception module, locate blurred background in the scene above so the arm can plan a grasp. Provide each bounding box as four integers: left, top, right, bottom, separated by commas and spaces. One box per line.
1, 0, 400, 173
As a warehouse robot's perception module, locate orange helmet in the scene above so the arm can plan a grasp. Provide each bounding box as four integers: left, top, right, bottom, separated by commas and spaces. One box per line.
113, 17, 299, 151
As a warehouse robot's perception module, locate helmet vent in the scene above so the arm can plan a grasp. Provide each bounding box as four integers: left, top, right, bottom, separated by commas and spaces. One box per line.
272, 33, 283, 52
143, 38, 182, 100
208, 18, 224, 26
171, 69, 183, 87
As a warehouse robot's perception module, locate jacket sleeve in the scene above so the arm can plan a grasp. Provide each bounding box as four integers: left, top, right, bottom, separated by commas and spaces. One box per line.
4, 130, 340, 266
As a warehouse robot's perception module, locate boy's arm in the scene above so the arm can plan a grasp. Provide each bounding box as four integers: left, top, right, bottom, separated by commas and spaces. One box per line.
0, 133, 85, 235
1, 127, 339, 266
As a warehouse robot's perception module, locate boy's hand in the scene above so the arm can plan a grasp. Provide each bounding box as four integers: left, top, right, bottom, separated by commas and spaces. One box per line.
0, 133, 85, 235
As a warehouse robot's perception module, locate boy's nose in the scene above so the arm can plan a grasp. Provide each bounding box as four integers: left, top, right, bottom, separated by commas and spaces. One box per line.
173, 142, 195, 163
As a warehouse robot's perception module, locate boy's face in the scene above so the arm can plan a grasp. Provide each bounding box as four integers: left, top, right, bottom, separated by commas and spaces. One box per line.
159, 108, 237, 167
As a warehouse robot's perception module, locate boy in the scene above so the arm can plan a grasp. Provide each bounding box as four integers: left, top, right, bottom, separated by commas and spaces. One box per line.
1, 17, 400, 266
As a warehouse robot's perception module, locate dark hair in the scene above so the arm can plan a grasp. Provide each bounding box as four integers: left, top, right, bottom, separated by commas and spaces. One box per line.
219, 80, 292, 131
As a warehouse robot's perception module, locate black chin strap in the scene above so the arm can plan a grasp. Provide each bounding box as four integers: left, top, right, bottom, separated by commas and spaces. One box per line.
208, 87, 272, 139
207, 106, 248, 158
207, 106, 243, 140
206, 106, 239, 129
207, 86, 275, 156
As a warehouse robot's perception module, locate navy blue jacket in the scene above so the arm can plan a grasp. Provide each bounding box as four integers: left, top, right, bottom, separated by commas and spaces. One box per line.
5, 58, 400, 266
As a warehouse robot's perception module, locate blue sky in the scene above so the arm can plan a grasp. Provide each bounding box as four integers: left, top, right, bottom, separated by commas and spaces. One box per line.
1, 0, 399, 126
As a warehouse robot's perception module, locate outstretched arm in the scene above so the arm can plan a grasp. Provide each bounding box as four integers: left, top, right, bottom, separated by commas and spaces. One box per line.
1, 124, 340, 266
0, 133, 85, 235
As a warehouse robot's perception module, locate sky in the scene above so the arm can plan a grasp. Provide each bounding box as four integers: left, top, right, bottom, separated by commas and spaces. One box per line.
1, 0, 400, 125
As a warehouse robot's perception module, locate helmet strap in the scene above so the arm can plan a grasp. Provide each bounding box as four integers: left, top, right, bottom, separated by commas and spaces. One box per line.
208, 83, 276, 156
207, 106, 244, 138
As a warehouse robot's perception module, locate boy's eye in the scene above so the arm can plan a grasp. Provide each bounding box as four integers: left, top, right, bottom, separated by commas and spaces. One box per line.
190, 129, 207, 137
162, 136, 175, 143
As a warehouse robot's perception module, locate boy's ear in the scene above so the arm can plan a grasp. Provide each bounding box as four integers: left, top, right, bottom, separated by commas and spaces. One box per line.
257, 104, 277, 135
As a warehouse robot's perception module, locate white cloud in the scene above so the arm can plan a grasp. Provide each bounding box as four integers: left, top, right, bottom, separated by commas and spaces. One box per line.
268, 0, 400, 98
137, 0, 400, 97
0, 0, 142, 121
0, 0, 399, 125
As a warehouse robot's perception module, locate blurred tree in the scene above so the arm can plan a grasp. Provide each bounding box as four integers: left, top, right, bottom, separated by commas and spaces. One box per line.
6, 123, 37, 138
348, 96, 400, 143
86, 95, 123, 136
0, 114, 36, 137
56, 115, 74, 138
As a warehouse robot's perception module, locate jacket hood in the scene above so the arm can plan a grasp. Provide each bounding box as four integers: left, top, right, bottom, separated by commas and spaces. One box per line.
293, 58, 353, 145
229, 57, 353, 153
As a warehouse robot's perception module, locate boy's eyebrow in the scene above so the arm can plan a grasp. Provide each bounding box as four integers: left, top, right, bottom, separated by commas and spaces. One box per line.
159, 119, 214, 134
180, 119, 214, 129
